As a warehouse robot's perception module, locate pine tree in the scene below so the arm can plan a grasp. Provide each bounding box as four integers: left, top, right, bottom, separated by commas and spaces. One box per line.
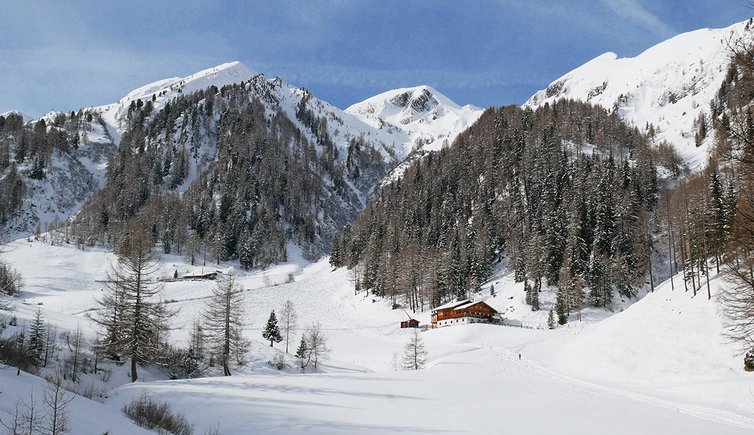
239, 238, 254, 270
530, 279, 540, 311
29, 156, 45, 180
555, 286, 568, 325
26, 308, 46, 367
295, 336, 309, 371
90, 232, 175, 382
547, 310, 556, 329
262, 310, 283, 347
189, 318, 205, 362
401, 329, 427, 370
204, 273, 250, 376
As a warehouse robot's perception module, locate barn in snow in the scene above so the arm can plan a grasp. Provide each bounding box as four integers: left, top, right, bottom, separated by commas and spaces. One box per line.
431, 299, 499, 328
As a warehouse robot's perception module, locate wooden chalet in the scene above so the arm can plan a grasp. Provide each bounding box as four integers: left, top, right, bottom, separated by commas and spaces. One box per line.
431, 299, 499, 328
401, 312, 420, 328
401, 318, 420, 328
182, 271, 219, 281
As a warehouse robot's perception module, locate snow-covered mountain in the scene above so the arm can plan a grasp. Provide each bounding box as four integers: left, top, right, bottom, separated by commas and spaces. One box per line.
94, 61, 256, 142
346, 85, 483, 159
1, 61, 480, 241
526, 19, 754, 170
88, 61, 480, 168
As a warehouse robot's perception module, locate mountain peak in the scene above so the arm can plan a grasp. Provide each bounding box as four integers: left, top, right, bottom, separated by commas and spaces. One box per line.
525, 19, 753, 170
347, 85, 463, 115
95, 61, 256, 137
346, 85, 483, 164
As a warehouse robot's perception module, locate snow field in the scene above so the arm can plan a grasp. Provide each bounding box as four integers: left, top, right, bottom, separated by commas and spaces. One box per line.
1, 238, 754, 434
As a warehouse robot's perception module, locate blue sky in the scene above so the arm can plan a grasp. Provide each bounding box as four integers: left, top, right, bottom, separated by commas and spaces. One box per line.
1, 0, 751, 116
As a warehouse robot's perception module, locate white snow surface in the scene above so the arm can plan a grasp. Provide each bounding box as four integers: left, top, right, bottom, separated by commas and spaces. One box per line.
0, 365, 153, 435
526, 19, 754, 170
2, 238, 754, 434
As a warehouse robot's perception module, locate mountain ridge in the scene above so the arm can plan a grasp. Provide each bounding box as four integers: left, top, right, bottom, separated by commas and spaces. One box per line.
1, 61, 480, 241
526, 19, 754, 170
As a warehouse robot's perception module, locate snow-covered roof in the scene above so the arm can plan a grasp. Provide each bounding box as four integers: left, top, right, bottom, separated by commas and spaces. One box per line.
454, 300, 498, 312
433, 299, 471, 311
454, 301, 480, 310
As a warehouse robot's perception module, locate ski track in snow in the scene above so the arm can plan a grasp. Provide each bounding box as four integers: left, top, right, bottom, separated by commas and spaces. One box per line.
482, 344, 754, 430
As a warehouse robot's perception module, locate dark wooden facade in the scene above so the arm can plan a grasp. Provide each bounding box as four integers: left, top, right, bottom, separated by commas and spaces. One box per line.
431, 300, 498, 327
400, 319, 420, 328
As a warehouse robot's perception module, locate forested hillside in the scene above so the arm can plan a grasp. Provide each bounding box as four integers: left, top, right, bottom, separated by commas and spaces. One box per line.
71, 79, 390, 267
331, 100, 682, 314
0, 111, 115, 235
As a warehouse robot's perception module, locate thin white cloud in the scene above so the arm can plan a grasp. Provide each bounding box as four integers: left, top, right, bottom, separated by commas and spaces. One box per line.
254, 62, 549, 92
599, 0, 676, 38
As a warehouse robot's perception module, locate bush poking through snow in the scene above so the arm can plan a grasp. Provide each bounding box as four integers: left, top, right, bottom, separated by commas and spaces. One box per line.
122, 393, 194, 435
745, 349, 754, 372
270, 354, 286, 370
0, 261, 23, 296
0, 332, 36, 374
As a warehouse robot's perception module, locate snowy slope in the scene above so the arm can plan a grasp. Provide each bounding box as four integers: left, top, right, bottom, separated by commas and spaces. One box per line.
0, 366, 153, 435
3, 238, 754, 434
524, 273, 754, 419
1, 116, 116, 240
526, 20, 753, 170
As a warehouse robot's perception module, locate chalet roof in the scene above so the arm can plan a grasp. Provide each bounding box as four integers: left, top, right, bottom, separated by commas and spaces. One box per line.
433, 299, 472, 311
454, 301, 480, 310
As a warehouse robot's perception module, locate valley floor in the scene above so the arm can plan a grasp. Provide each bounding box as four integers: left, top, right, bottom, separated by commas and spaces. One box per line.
2, 238, 754, 434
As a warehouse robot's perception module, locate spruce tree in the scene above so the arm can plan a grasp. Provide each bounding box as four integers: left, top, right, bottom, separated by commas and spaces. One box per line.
530, 279, 540, 311
262, 310, 283, 347
555, 287, 568, 325
295, 336, 309, 371
27, 308, 46, 366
